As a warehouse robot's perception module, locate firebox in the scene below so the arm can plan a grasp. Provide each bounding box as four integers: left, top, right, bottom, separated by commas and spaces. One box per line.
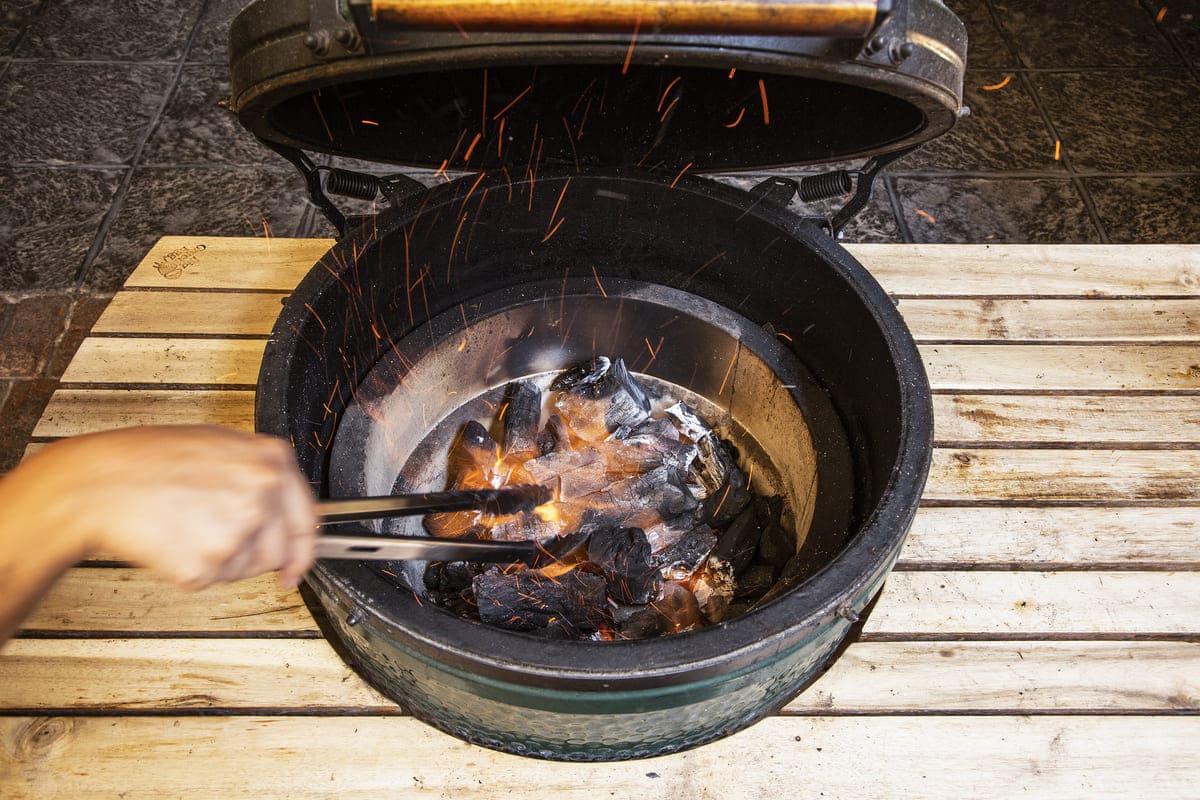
229, 0, 964, 761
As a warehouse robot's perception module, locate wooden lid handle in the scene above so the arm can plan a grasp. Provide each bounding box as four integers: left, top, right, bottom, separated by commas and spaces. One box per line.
368, 0, 880, 37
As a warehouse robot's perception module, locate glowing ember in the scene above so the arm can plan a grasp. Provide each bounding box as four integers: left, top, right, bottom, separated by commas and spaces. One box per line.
421, 357, 799, 639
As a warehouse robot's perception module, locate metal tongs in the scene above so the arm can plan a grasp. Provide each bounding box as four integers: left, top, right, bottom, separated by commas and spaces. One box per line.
315, 485, 550, 564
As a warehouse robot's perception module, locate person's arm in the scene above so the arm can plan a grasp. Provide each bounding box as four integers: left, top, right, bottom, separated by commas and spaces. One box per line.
0, 426, 317, 644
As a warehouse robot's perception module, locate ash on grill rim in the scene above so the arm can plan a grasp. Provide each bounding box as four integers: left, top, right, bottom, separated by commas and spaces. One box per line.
255, 169, 933, 688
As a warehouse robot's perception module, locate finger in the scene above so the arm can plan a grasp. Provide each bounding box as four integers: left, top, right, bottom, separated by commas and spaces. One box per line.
278, 471, 317, 587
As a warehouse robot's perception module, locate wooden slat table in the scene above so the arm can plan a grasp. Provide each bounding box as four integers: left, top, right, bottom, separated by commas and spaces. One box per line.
3, 237, 1199, 797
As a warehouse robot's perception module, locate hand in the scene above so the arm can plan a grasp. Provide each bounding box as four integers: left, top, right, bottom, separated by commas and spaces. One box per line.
11, 426, 317, 590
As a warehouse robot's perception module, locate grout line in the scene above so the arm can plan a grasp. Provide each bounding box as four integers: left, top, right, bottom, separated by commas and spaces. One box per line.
1139, 0, 1200, 81
73, 1, 213, 287
1014, 72, 1111, 244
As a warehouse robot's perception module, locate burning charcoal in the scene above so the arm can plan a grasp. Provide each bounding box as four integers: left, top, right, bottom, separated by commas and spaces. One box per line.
655, 582, 706, 634
532, 528, 593, 568
500, 380, 542, 461
424, 561, 485, 594
612, 602, 668, 639
587, 526, 659, 605
713, 506, 762, 576
690, 558, 735, 624
734, 564, 777, 599
525, 447, 600, 486
702, 458, 752, 528
664, 401, 711, 443
536, 414, 573, 455
586, 464, 699, 520
437, 586, 479, 619
641, 517, 688, 553
599, 428, 697, 476
423, 511, 486, 539
652, 524, 718, 579
756, 520, 795, 571
550, 357, 651, 435
474, 567, 607, 635
448, 420, 500, 487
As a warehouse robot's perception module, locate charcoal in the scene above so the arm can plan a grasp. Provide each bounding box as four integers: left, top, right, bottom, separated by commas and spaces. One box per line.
586, 464, 699, 520
612, 602, 668, 639
734, 563, 777, 599
692, 435, 734, 496
652, 525, 718, 579
691, 558, 735, 624
756, 520, 795, 570
655, 582, 706, 633
587, 526, 659, 604
525, 447, 600, 486
536, 414, 573, 455
488, 512, 559, 542
664, 401, 711, 443
474, 567, 607, 634
532, 528, 593, 568
641, 517, 689, 554
713, 506, 762, 576
702, 460, 752, 527
550, 357, 651, 434
602, 429, 697, 475
448, 420, 499, 486
632, 417, 681, 442
424, 560, 485, 594
423, 511, 486, 539
432, 586, 478, 618
753, 494, 786, 528
500, 380, 542, 460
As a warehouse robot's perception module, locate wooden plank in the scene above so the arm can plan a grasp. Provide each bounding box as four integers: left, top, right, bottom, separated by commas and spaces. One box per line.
851, 243, 1200, 297
934, 395, 1200, 444
21, 569, 1198, 635
93, 292, 288, 336
923, 344, 1200, 391
786, 641, 1200, 712
124, 236, 331, 290
865, 571, 1200, 636
59, 338, 265, 385
1, 639, 1193, 714
925, 449, 1200, 502
901, 506, 1200, 566
56, 340, 1200, 390
899, 298, 1200, 341
32, 390, 256, 437
0, 639, 392, 711
3, 715, 1197, 798
21, 570, 315, 633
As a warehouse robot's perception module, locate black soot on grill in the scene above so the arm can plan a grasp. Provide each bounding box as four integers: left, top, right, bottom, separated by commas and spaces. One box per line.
416, 356, 800, 640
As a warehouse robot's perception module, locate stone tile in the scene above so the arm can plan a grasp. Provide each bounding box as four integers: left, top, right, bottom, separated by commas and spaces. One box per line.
900, 70, 1060, 171
0, 168, 123, 291
86, 166, 311, 290
142, 65, 278, 165
45, 294, 113, 378
990, 0, 1181, 67
945, 0, 1016, 69
891, 177, 1100, 243
17, 0, 202, 61
1, 0, 40, 55
186, 0, 245, 63
0, 293, 73, 377
1031, 71, 1200, 172
0, 378, 57, 473
1145, 0, 1200, 64
0, 62, 175, 164
1085, 176, 1200, 243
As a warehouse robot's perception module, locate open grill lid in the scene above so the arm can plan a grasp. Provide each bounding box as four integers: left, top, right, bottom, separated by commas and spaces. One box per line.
228, 0, 966, 175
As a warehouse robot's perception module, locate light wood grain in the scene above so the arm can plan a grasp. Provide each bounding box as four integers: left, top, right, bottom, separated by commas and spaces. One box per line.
901, 506, 1200, 566
60, 338, 266, 385
1, 639, 1193, 713
865, 571, 1200, 636
32, 389, 256, 437
20, 569, 1198, 635
93, 292, 288, 336
3, 715, 1197, 799
933, 394, 1200, 443
21, 570, 315, 633
923, 344, 1200, 391
124, 236, 331, 290
925, 449, 1200, 502
852, 243, 1200, 296
898, 298, 1200, 341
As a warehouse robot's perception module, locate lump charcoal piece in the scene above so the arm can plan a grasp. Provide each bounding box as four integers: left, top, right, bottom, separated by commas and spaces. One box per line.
536, 414, 573, 455
753, 494, 786, 528
587, 464, 699, 520
655, 582, 706, 634
702, 459, 752, 527
692, 435, 734, 496
424, 560, 485, 594
734, 563, 777, 600
652, 525, 718, 579
641, 517, 689, 554
488, 512, 559, 542
435, 586, 479, 619
555, 459, 612, 502
500, 380, 542, 460
551, 392, 612, 442
757, 520, 795, 572
612, 602, 668, 639
599, 430, 697, 476
632, 417, 681, 442
532, 528, 593, 568
550, 357, 651, 434
713, 506, 762, 576
690, 558, 735, 624
525, 447, 601, 486
587, 526, 659, 605
474, 567, 607, 635
424, 511, 486, 539
664, 401, 711, 443
448, 420, 500, 487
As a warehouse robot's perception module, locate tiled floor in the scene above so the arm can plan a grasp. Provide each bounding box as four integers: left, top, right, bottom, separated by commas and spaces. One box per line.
1, 0, 1198, 470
